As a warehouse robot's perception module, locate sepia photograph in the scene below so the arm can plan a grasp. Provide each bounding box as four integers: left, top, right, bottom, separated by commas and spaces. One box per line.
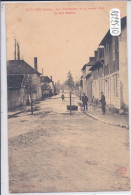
6, 1, 130, 193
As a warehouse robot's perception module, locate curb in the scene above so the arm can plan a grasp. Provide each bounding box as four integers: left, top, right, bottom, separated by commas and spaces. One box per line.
84, 111, 129, 129
8, 109, 30, 118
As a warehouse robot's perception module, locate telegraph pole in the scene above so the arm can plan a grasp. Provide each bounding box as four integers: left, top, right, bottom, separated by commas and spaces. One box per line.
17, 42, 20, 60
14, 38, 16, 60
70, 91, 72, 114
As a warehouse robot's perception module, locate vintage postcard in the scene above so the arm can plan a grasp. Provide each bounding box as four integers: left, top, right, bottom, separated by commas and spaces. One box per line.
6, 1, 130, 193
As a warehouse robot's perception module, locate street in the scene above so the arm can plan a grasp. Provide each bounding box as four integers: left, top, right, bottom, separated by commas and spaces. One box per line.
8, 93, 130, 193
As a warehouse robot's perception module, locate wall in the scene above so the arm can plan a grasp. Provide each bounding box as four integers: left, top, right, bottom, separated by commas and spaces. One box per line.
31, 74, 42, 100
104, 36, 119, 76
86, 75, 92, 102
8, 88, 26, 110
102, 35, 120, 109
98, 65, 103, 78
49, 82, 55, 94
82, 77, 87, 95
8, 73, 42, 110
104, 24, 128, 110
92, 79, 100, 99
119, 24, 128, 110
92, 69, 98, 80
82, 22, 128, 111
105, 72, 120, 109
41, 81, 51, 97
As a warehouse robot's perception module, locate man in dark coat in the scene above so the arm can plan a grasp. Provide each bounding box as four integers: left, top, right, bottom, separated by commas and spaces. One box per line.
100, 92, 106, 114
82, 93, 88, 111
61, 93, 65, 101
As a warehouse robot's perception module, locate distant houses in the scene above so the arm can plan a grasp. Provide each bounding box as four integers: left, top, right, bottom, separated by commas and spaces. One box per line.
7, 57, 55, 110
80, 16, 128, 112
41, 76, 55, 98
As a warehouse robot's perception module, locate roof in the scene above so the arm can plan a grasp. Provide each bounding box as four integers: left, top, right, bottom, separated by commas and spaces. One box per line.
7, 60, 41, 75
41, 76, 52, 83
85, 73, 92, 79
8, 75, 24, 89
81, 62, 94, 71
89, 60, 103, 71
81, 64, 87, 71
100, 16, 127, 46
86, 59, 96, 66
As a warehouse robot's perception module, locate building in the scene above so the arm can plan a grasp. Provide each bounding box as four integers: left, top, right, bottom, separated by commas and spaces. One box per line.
80, 16, 128, 112
99, 16, 128, 111
89, 47, 104, 101
41, 76, 55, 98
7, 58, 42, 110
81, 57, 95, 101
8, 75, 26, 110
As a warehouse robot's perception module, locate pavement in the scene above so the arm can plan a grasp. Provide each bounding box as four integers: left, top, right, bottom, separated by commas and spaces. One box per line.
8, 100, 46, 118
8, 106, 30, 118
83, 104, 129, 129
8, 94, 129, 129
8, 93, 80, 117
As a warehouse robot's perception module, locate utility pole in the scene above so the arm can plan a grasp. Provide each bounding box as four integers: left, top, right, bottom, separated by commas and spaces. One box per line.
17, 42, 20, 60
70, 91, 72, 114
14, 38, 16, 60
30, 77, 33, 115
31, 98, 33, 114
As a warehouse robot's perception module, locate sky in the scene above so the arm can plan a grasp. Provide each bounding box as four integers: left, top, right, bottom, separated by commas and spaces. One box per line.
6, 1, 126, 83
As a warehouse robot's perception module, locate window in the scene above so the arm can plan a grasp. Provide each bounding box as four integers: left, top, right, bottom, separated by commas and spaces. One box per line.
112, 37, 118, 62
105, 78, 108, 97
108, 78, 110, 98
105, 43, 109, 65
112, 38, 115, 61
113, 74, 118, 97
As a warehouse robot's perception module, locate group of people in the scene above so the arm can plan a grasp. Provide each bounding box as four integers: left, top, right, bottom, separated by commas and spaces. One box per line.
61, 92, 106, 115
82, 92, 106, 115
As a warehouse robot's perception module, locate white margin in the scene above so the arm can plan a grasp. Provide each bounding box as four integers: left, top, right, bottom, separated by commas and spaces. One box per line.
127, 0, 131, 192
1, 1, 131, 195
1, 2, 8, 195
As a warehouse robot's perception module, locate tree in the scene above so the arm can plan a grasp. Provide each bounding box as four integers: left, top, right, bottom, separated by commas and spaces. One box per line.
65, 71, 74, 114
74, 80, 80, 90
65, 71, 74, 91
24, 75, 38, 114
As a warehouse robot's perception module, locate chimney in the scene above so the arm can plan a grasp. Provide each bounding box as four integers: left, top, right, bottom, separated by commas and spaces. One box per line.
14, 39, 16, 60
94, 51, 98, 60
34, 57, 37, 71
17, 42, 20, 60
98, 47, 104, 59
89, 57, 95, 62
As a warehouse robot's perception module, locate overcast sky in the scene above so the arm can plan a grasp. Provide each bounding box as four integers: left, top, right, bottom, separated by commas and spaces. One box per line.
6, 1, 126, 83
